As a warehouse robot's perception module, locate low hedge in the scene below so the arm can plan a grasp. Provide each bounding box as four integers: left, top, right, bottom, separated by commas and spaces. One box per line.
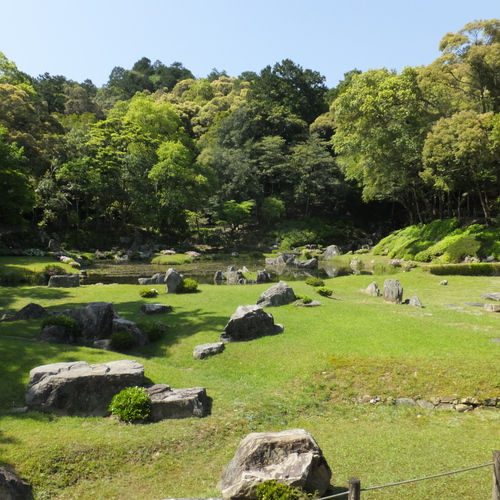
427, 263, 500, 276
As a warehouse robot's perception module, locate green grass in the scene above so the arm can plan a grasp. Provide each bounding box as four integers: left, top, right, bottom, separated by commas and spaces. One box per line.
2, 264, 500, 499
150, 253, 195, 265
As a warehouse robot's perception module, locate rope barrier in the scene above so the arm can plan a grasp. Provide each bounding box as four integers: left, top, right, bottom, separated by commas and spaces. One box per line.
320, 462, 494, 499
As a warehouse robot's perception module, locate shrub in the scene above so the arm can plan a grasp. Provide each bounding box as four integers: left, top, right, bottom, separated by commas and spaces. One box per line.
108, 387, 151, 423
110, 331, 135, 351
42, 264, 67, 280
41, 315, 80, 336
305, 277, 325, 287
176, 278, 198, 293
23, 248, 45, 257
136, 321, 166, 342
315, 286, 333, 297
427, 263, 499, 276
254, 480, 309, 500
139, 288, 159, 298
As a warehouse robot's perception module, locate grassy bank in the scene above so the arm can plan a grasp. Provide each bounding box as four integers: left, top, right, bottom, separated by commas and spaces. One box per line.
1, 266, 500, 499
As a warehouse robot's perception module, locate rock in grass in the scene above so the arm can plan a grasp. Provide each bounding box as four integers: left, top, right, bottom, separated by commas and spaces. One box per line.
13, 303, 48, 320
26, 360, 144, 416
256, 281, 296, 307
220, 305, 283, 342
165, 268, 183, 293
365, 282, 381, 296
193, 342, 225, 359
383, 279, 403, 304
218, 429, 332, 498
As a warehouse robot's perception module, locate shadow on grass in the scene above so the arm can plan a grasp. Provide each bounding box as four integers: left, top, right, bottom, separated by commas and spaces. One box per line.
0, 286, 73, 311
134, 305, 229, 359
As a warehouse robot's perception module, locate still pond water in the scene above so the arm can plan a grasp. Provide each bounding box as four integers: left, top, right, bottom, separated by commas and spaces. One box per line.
82, 259, 343, 285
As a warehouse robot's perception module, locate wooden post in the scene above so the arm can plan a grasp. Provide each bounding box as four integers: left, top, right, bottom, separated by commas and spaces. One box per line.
493, 451, 500, 500
348, 477, 361, 500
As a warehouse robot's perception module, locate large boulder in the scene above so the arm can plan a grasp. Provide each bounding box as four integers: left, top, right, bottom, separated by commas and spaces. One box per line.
138, 273, 165, 285
383, 279, 403, 304
323, 245, 341, 260
69, 302, 115, 342
38, 324, 75, 344
13, 303, 48, 320
0, 467, 34, 500
218, 429, 332, 499
112, 318, 149, 346
165, 268, 184, 293
220, 305, 283, 342
145, 384, 208, 421
265, 255, 286, 267
256, 282, 295, 308
48, 274, 80, 288
26, 360, 144, 416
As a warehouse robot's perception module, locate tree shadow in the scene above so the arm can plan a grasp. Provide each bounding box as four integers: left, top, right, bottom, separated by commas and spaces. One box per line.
0, 286, 73, 312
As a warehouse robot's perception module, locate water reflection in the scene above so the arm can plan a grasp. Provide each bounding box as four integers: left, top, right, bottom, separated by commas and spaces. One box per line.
81, 259, 342, 285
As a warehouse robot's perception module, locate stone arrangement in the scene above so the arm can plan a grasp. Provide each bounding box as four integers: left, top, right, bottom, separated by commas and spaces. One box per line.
256, 281, 296, 308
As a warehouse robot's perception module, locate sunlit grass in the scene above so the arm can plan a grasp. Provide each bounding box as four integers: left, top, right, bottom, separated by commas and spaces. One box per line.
2, 263, 500, 498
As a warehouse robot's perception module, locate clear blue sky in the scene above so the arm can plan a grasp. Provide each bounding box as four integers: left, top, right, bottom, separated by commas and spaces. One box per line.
2, 0, 499, 89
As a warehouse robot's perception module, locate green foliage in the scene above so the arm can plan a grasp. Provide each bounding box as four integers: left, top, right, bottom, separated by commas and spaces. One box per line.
254, 480, 310, 500
108, 387, 151, 422
41, 315, 80, 336
295, 294, 313, 304
261, 197, 285, 223
305, 277, 325, 287
314, 286, 333, 297
136, 321, 166, 342
427, 263, 500, 276
139, 288, 159, 298
176, 278, 198, 293
42, 264, 67, 279
110, 331, 135, 351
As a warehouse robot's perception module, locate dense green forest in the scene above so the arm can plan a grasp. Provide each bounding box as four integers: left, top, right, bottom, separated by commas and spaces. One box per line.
1, 19, 500, 250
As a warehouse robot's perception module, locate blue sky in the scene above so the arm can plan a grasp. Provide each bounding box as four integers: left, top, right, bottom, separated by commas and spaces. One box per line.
2, 0, 499, 89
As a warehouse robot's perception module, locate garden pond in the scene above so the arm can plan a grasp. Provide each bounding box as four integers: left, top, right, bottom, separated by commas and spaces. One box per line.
82, 259, 344, 285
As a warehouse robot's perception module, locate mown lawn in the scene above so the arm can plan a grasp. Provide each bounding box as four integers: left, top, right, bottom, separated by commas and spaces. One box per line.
1, 264, 500, 499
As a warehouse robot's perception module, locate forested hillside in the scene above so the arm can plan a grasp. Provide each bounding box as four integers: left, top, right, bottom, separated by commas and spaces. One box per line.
1, 19, 500, 249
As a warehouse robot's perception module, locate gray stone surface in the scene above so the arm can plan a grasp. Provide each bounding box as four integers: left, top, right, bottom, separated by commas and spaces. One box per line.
408, 296, 423, 308
38, 324, 75, 344
256, 270, 271, 283
218, 429, 332, 499
69, 302, 115, 342
48, 274, 80, 288
295, 300, 322, 307
112, 318, 149, 346
26, 360, 144, 416
139, 303, 173, 315
165, 268, 184, 293
145, 384, 208, 421
0, 467, 34, 500
138, 273, 166, 285
13, 303, 49, 320
482, 293, 500, 301
323, 245, 341, 260
220, 305, 283, 342
193, 342, 225, 360
256, 281, 296, 308
383, 279, 403, 304
295, 258, 318, 269
365, 282, 381, 296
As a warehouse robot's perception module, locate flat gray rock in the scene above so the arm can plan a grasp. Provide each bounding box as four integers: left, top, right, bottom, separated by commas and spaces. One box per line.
193, 342, 225, 360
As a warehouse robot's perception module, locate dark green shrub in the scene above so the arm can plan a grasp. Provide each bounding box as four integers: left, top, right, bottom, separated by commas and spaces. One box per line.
315, 286, 333, 297
41, 315, 80, 336
139, 288, 159, 298
305, 277, 325, 287
427, 263, 499, 276
42, 264, 67, 280
110, 331, 135, 351
254, 480, 309, 500
136, 321, 166, 342
176, 278, 198, 293
108, 387, 151, 422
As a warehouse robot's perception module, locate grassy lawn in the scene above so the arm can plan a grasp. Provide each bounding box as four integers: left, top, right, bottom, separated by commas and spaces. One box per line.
1, 262, 500, 499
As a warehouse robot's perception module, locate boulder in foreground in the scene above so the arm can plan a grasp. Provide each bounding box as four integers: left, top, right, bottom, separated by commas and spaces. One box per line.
218, 428, 332, 499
